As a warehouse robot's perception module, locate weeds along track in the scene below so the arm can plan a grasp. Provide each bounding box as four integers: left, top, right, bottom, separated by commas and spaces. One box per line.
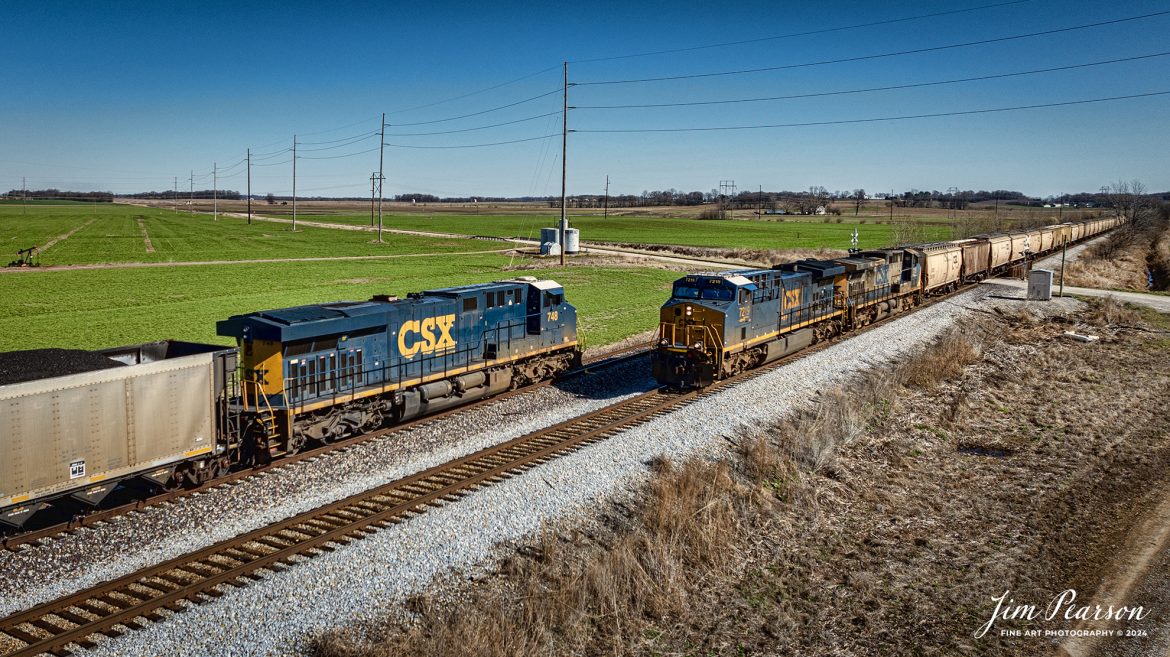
1, 346, 648, 552
0, 388, 682, 657
0, 283, 980, 656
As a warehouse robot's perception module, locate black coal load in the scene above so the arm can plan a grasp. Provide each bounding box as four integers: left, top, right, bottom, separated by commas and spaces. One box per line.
0, 348, 127, 385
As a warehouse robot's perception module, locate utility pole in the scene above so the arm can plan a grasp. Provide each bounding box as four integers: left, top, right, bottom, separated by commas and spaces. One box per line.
213, 162, 218, 221
189, 170, 193, 210
603, 175, 609, 220
719, 180, 736, 219
559, 61, 568, 267
758, 185, 763, 218
246, 148, 252, 225
367, 173, 376, 226
173, 176, 178, 213
21, 176, 26, 215
889, 189, 894, 223
994, 194, 1000, 230
377, 112, 386, 244
291, 134, 297, 231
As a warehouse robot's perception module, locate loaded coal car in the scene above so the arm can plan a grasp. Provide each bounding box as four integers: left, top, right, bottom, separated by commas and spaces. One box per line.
0, 342, 236, 530
217, 276, 580, 463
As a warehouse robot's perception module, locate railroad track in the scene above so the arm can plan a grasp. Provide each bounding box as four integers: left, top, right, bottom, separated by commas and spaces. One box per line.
0, 277, 1018, 656
0, 386, 685, 657
1, 345, 648, 551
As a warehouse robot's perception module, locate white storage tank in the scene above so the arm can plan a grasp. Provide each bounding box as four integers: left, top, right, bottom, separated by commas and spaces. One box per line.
540, 241, 561, 256
565, 228, 580, 253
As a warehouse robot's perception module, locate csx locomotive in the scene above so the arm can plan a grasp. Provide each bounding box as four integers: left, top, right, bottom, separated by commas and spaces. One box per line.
651, 217, 1121, 388
0, 277, 578, 529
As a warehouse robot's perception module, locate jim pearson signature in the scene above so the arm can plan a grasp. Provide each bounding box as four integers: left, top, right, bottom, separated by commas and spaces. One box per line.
975, 589, 1150, 639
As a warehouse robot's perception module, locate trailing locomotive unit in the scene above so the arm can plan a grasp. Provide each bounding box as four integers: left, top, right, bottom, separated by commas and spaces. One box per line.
217, 276, 579, 463
652, 217, 1121, 388
651, 253, 919, 389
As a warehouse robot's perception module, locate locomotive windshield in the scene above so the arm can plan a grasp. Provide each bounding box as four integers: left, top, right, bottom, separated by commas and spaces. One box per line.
673, 285, 701, 299
700, 288, 733, 301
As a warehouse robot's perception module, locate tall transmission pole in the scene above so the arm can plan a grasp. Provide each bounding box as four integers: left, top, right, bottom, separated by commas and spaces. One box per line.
213, 162, 218, 221
603, 175, 609, 220
369, 173, 377, 227
246, 149, 252, 224
291, 134, 297, 231
377, 112, 386, 244
560, 61, 568, 267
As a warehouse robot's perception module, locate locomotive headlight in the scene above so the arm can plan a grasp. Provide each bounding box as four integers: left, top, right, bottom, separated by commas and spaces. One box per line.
685, 305, 692, 317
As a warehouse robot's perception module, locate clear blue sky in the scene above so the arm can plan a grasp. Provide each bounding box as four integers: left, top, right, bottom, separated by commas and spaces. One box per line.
1, 0, 1167, 198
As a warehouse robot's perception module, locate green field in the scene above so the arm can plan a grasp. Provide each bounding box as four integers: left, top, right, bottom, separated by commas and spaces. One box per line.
280, 212, 954, 250
0, 204, 494, 265
0, 254, 678, 351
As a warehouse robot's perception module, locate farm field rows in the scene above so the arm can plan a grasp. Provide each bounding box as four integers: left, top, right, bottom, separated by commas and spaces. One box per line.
0, 254, 679, 351
265, 211, 955, 250
0, 204, 491, 265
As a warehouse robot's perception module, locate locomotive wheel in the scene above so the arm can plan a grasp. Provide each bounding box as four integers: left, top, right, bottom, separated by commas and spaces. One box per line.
287, 431, 308, 455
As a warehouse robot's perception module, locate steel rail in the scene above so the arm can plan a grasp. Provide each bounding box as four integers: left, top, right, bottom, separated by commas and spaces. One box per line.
2, 346, 648, 551
0, 387, 681, 657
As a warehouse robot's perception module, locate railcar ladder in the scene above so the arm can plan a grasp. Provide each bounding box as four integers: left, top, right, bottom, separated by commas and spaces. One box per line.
242, 379, 279, 439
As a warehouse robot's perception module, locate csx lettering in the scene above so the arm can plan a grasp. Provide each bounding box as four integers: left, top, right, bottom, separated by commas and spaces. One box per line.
784, 288, 802, 308
398, 314, 456, 358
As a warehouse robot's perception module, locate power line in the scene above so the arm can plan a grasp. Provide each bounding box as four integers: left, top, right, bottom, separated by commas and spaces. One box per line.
383, 134, 560, 149
298, 130, 380, 146
385, 110, 562, 136
387, 88, 563, 127
576, 10, 1170, 85
386, 65, 560, 116
574, 51, 1170, 109
298, 145, 383, 160
571, 0, 1036, 64
252, 157, 293, 167
572, 90, 1170, 133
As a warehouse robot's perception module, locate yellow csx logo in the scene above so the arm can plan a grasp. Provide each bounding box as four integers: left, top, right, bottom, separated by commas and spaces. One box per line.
397, 314, 456, 359
784, 288, 802, 308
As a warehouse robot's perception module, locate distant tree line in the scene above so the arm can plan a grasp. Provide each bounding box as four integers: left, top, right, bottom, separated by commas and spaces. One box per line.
119, 190, 241, 200
4, 189, 113, 202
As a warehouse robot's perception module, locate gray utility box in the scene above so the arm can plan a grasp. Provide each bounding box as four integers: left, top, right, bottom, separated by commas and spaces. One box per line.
1028, 268, 1054, 300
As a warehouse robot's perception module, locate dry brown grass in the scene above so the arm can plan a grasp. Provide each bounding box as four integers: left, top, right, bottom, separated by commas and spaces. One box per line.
313, 306, 1170, 656
313, 459, 760, 657
311, 325, 990, 657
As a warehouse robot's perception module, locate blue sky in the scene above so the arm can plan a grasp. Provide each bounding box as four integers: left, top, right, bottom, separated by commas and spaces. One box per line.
1, 0, 1167, 198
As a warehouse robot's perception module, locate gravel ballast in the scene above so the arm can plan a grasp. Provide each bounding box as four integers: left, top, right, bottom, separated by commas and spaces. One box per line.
50, 284, 1070, 657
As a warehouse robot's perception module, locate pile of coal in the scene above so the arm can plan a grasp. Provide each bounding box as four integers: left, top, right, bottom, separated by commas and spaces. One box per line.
0, 348, 126, 385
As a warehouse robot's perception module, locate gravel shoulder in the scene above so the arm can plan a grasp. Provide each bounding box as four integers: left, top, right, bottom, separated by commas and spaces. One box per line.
61, 285, 1030, 656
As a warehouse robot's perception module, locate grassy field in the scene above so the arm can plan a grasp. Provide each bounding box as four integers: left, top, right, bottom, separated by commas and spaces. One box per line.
263, 211, 954, 250
0, 204, 493, 265
0, 254, 679, 351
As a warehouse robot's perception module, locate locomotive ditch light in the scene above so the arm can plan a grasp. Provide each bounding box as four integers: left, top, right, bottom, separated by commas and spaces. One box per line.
685, 305, 692, 316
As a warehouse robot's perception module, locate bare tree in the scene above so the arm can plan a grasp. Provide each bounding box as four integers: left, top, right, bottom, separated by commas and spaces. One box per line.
852, 188, 866, 216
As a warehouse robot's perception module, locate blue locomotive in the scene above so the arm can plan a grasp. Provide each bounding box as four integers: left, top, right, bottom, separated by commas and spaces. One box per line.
217, 276, 580, 462
652, 216, 1122, 388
